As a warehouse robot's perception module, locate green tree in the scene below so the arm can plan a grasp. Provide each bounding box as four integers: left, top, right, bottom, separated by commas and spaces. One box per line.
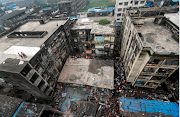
99, 19, 111, 25
40, 3, 50, 8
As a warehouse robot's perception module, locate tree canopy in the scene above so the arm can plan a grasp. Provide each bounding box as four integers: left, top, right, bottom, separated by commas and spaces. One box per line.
99, 19, 111, 25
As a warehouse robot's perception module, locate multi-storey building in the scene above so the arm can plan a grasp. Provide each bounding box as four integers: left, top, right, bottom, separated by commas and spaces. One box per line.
0, 10, 27, 29
115, 0, 146, 23
0, 17, 74, 98
120, 10, 179, 89
71, 16, 115, 58
57, 0, 86, 16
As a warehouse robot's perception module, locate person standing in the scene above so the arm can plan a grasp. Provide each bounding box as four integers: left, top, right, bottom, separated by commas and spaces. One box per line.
21, 52, 27, 58
18, 53, 23, 58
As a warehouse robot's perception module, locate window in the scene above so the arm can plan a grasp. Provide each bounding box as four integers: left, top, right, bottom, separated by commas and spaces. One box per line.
151, 76, 165, 80
117, 19, 120, 20
131, 1, 133, 3
118, 8, 122, 11
119, 2, 123, 5
141, 1, 145, 4
124, 2, 128, 6
129, 31, 131, 37
122, 18, 123, 20
147, 59, 161, 65
142, 67, 157, 73
44, 85, 49, 94
21, 64, 32, 77
122, 13, 124, 16
134, 46, 139, 56
123, 8, 125, 12
135, 1, 139, 5
30, 73, 39, 84
37, 80, 45, 89
117, 13, 121, 16
157, 68, 174, 74
163, 60, 179, 65
138, 75, 151, 80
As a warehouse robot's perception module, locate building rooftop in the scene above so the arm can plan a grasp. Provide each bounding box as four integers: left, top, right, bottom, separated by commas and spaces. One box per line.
135, 18, 179, 55
58, 58, 114, 89
72, 17, 115, 35
165, 12, 179, 27
0, 19, 68, 71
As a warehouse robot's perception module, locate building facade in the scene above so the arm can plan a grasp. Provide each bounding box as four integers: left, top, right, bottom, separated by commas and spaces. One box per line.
0, 18, 74, 98
0, 10, 27, 29
58, 0, 86, 16
71, 17, 115, 58
115, 0, 146, 23
120, 10, 179, 89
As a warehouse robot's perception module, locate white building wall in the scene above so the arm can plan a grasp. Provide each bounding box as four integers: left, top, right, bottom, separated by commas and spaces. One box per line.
115, 0, 146, 22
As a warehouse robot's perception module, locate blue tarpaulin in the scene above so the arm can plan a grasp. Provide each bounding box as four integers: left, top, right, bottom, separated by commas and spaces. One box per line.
70, 15, 79, 19
172, 0, 179, 2
6, 4, 17, 10
59, 87, 88, 112
42, 7, 51, 10
88, 7, 115, 12
96, 49, 107, 55
145, 2, 152, 7
119, 97, 179, 117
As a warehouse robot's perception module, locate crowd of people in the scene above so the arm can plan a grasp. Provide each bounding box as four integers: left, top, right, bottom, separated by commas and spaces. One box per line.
113, 57, 127, 95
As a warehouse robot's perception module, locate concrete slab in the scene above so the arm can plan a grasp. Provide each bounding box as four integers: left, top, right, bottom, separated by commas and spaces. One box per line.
0, 19, 67, 64
136, 18, 179, 55
58, 58, 114, 89
72, 17, 115, 35
165, 12, 179, 27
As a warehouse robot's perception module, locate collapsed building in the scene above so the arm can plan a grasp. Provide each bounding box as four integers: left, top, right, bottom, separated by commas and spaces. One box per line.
71, 16, 115, 58
120, 9, 179, 89
0, 94, 63, 117
0, 17, 74, 99
57, 0, 86, 16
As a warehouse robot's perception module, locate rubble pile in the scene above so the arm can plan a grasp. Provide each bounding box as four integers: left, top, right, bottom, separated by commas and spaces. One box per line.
50, 56, 178, 116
